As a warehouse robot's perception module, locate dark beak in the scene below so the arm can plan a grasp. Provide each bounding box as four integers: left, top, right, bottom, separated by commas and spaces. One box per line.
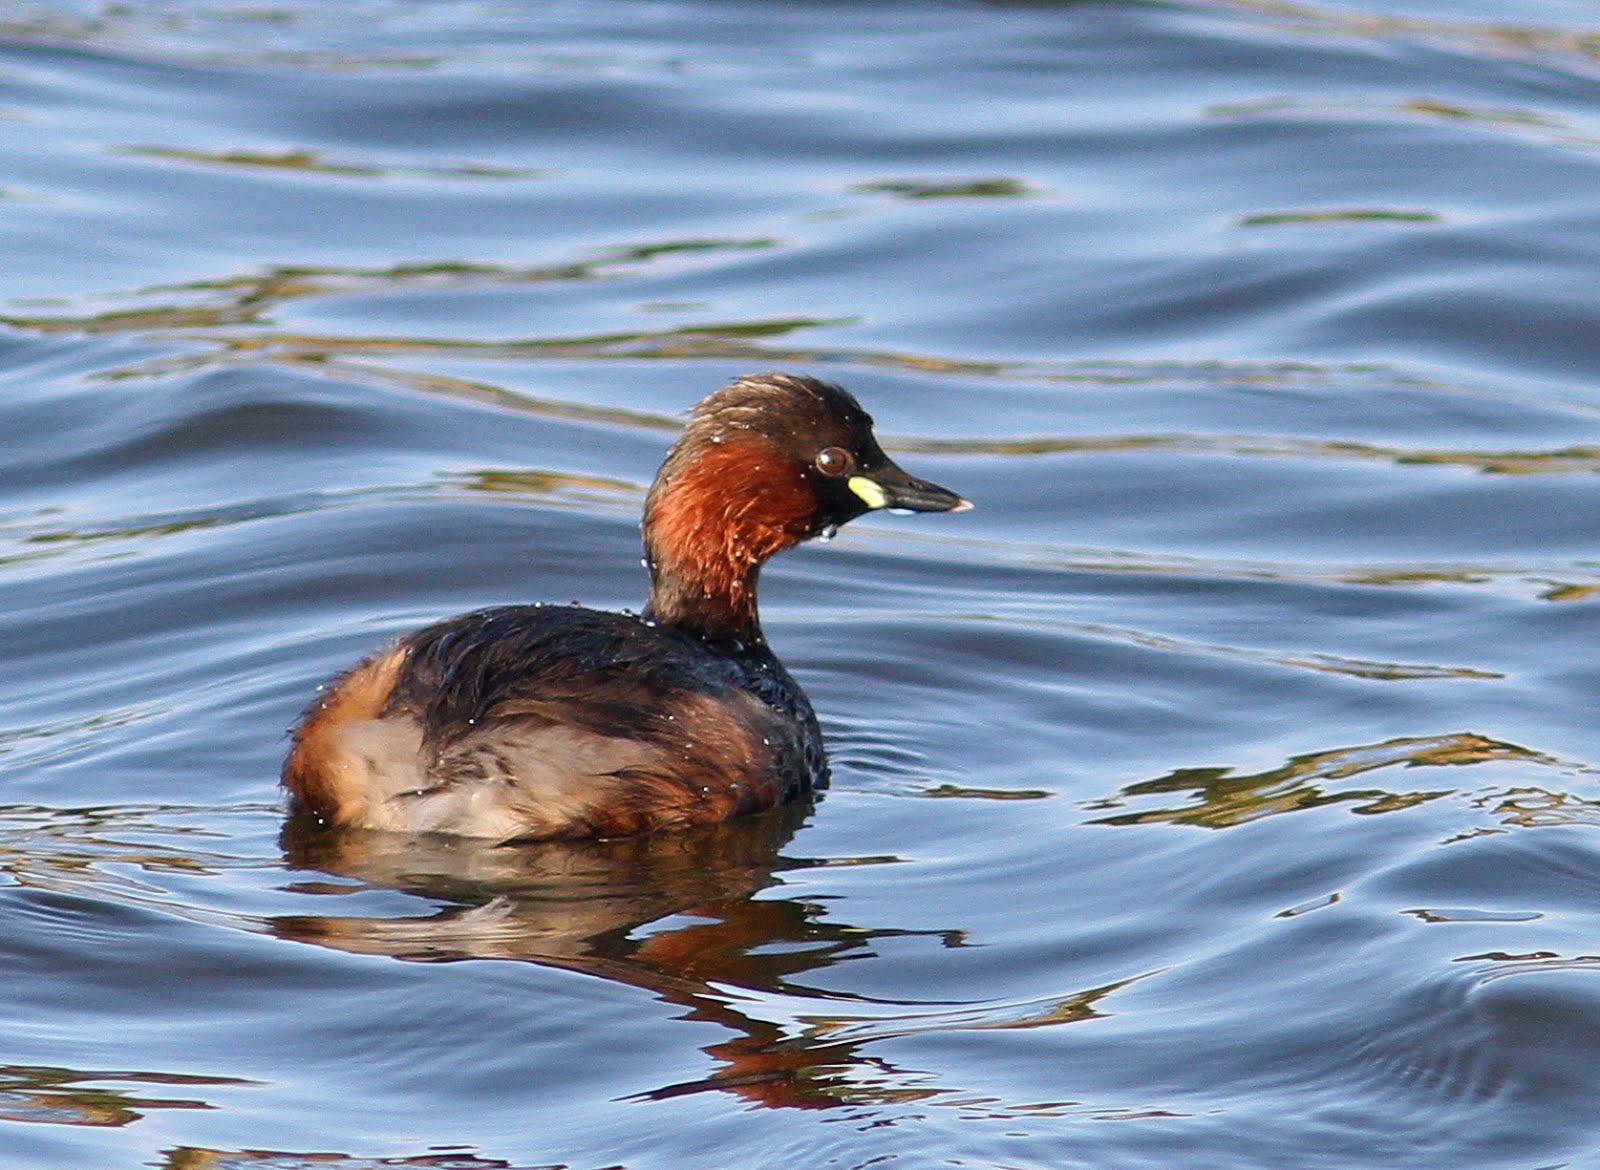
852, 459, 972, 514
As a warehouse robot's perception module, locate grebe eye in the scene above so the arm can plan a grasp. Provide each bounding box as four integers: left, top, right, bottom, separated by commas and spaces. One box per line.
815, 446, 853, 476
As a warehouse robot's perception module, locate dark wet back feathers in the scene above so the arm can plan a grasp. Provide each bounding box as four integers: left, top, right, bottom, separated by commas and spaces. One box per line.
383, 605, 818, 766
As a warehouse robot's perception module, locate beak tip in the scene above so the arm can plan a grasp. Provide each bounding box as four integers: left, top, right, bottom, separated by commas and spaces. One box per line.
949, 496, 974, 513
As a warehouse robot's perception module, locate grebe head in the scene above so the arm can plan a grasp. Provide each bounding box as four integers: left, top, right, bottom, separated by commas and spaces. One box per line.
643, 372, 969, 640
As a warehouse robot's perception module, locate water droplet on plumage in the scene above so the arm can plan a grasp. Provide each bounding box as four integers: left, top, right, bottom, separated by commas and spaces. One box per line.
816, 523, 838, 543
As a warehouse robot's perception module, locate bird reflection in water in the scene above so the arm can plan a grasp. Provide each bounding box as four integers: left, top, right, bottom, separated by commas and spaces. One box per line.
277, 805, 957, 1108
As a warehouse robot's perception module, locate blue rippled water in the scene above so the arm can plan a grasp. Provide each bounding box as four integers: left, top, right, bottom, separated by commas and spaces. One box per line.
5, 2, 1600, 1167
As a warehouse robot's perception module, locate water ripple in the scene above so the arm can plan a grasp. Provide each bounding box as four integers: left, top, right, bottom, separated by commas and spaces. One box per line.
1089, 733, 1542, 828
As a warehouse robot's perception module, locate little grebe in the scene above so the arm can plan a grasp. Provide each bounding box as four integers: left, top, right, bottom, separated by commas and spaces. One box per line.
283, 372, 969, 841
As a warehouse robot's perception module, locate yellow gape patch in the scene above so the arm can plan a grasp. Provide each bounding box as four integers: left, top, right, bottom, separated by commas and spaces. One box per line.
846, 475, 888, 509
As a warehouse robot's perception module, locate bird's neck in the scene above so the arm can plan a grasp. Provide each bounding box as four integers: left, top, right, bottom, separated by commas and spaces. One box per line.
640, 436, 813, 645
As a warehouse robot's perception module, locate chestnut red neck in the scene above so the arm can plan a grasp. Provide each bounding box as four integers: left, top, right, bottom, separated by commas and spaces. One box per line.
641, 433, 814, 644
